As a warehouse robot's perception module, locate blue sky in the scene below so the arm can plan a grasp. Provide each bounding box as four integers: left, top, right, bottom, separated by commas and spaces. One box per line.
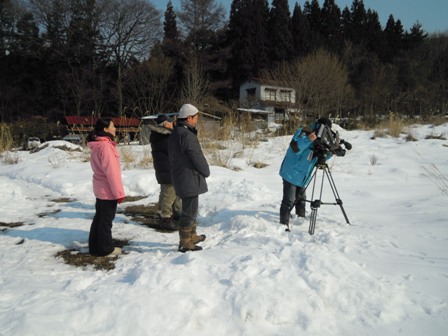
152, 0, 447, 34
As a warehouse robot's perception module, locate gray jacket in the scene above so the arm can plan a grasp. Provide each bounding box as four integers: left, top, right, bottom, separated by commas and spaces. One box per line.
168, 121, 210, 198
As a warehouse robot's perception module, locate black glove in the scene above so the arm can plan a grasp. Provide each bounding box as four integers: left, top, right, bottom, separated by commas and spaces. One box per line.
290, 139, 299, 153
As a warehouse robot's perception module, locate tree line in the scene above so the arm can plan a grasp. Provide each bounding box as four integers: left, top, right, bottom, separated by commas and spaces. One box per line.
1, 0, 447, 125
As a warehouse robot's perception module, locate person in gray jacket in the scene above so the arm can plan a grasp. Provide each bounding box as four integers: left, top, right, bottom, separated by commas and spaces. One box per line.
168, 103, 210, 252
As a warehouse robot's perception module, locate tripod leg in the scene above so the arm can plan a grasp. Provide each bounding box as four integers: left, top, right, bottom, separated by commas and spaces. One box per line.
338, 201, 350, 225
307, 166, 325, 235
324, 166, 350, 225
308, 208, 317, 235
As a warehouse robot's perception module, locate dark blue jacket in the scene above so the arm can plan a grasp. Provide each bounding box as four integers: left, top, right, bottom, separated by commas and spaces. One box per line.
149, 125, 172, 185
168, 121, 210, 198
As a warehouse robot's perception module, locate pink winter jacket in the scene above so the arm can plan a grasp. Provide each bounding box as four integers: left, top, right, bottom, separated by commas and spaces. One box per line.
88, 136, 125, 200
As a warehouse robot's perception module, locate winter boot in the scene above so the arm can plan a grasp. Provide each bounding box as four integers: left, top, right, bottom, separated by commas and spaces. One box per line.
279, 204, 290, 226
296, 208, 306, 218
191, 222, 206, 244
104, 247, 122, 258
159, 216, 179, 231
172, 214, 181, 229
178, 226, 202, 253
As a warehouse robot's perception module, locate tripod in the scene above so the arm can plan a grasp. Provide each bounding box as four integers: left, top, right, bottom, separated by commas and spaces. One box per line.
304, 162, 350, 235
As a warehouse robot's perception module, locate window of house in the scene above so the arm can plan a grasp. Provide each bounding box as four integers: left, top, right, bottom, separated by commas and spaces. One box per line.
279, 90, 292, 102
265, 88, 276, 101
246, 88, 256, 100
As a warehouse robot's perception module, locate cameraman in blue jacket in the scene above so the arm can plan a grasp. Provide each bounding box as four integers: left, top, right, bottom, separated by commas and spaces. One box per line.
279, 117, 332, 226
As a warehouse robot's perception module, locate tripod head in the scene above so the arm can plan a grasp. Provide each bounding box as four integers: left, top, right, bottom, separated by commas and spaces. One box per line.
312, 120, 352, 163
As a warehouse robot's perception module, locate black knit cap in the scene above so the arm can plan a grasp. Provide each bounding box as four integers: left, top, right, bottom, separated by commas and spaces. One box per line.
317, 117, 332, 127
156, 114, 173, 125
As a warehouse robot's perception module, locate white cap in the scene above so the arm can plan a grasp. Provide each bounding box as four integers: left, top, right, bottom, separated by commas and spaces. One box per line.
179, 104, 199, 119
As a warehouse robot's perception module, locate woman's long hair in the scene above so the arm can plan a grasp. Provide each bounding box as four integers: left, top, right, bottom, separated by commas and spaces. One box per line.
87, 117, 114, 142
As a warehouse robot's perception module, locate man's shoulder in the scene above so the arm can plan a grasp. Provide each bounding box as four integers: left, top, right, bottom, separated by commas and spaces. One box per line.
175, 124, 196, 137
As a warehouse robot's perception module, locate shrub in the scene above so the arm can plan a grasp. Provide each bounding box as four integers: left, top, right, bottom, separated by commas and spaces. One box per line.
373, 113, 404, 138
0, 124, 14, 152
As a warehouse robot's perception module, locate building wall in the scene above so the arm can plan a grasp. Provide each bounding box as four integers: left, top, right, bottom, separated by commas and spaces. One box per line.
239, 79, 296, 107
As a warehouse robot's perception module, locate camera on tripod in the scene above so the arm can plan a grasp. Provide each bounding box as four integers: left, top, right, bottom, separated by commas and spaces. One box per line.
313, 122, 352, 164
300, 118, 353, 234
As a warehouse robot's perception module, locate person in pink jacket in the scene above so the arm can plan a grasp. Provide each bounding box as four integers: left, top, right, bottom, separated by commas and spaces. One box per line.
87, 118, 125, 257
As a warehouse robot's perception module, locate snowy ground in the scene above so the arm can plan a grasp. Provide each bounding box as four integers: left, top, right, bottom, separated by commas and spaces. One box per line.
0, 123, 447, 336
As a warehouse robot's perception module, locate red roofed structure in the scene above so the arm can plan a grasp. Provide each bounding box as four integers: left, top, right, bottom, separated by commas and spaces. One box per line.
65, 116, 141, 134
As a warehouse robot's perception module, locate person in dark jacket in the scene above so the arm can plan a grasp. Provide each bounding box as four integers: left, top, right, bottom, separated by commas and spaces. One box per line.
168, 104, 210, 252
149, 114, 181, 231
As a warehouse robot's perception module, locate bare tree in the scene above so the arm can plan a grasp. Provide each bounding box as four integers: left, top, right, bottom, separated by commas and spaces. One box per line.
124, 55, 175, 116
263, 49, 354, 117
180, 54, 210, 106
30, 0, 70, 54
178, 0, 225, 32
98, 0, 162, 116
177, 0, 226, 40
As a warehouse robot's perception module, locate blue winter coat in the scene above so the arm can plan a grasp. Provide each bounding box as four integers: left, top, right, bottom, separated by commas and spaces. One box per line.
279, 127, 318, 188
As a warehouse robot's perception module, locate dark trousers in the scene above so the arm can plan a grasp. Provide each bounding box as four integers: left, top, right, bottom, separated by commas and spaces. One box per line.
180, 196, 198, 228
280, 179, 306, 224
89, 199, 117, 256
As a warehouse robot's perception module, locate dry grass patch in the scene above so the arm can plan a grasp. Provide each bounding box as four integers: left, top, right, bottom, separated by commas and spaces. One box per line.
405, 132, 418, 142
119, 146, 136, 170
0, 124, 13, 153
122, 203, 177, 232
123, 203, 159, 217
2, 151, 19, 164
122, 195, 147, 203
119, 146, 154, 170
376, 113, 405, 138
425, 134, 447, 140
250, 161, 269, 169
0, 221, 25, 228
50, 197, 76, 203
422, 163, 448, 199
55, 238, 130, 271
37, 209, 62, 218
137, 148, 153, 168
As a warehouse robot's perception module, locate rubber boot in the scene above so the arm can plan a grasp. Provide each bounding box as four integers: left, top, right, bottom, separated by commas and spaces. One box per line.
178, 226, 202, 253
191, 221, 206, 244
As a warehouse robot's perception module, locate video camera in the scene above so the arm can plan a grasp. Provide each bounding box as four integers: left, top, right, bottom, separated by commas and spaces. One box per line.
313, 120, 352, 164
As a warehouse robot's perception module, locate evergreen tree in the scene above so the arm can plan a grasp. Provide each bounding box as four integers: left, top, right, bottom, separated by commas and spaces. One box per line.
303, 0, 321, 33
44, 0, 67, 62
347, 0, 367, 45
160, 0, 183, 97
383, 15, 403, 62
364, 9, 383, 55
228, 0, 247, 88
14, 11, 42, 57
66, 0, 99, 67
303, 0, 323, 50
340, 6, 351, 41
404, 22, 427, 50
321, 0, 342, 53
0, 0, 14, 57
163, 0, 179, 42
291, 3, 310, 57
228, 0, 270, 88
268, 0, 293, 65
